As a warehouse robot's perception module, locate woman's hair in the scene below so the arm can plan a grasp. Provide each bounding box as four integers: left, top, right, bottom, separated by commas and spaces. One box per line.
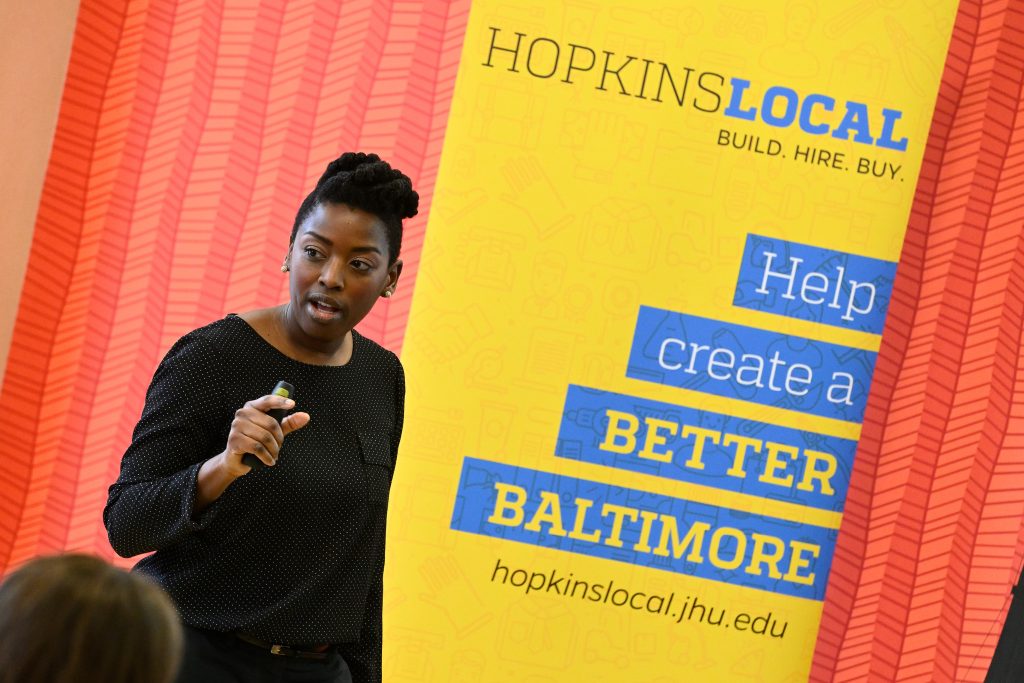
0, 554, 183, 683
290, 152, 419, 265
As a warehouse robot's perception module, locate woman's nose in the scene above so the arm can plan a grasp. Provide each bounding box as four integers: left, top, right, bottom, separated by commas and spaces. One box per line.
318, 261, 345, 289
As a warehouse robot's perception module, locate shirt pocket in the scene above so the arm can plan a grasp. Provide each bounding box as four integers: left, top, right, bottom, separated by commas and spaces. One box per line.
357, 431, 394, 504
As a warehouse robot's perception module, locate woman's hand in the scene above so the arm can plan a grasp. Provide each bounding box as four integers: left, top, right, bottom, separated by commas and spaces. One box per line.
193, 395, 311, 513
220, 394, 311, 476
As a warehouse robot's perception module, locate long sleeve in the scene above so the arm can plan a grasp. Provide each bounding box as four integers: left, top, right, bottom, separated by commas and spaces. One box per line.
338, 355, 405, 683
391, 358, 405, 465
103, 332, 231, 557
336, 573, 383, 683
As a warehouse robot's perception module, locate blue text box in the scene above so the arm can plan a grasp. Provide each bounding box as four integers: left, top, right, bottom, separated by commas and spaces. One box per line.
626, 306, 876, 422
555, 385, 856, 511
733, 234, 896, 334
451, 457, 836, 600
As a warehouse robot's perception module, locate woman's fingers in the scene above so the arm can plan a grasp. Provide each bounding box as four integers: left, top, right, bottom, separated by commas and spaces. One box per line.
236, 407, 285, 447
281, 412, 311, 436
233, 422, 281, 465
230, 413, 282, 467
225, 395, 304, 472
247, 394, 295, 414
235, 433, 278, 468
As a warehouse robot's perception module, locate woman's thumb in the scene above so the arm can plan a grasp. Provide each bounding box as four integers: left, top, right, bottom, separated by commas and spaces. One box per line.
281, 411, 311, 436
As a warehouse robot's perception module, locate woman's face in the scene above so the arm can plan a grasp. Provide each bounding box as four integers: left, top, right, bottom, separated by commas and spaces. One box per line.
285, 202, 401, 347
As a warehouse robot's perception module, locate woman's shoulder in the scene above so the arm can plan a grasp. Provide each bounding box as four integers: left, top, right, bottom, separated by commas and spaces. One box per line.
178, 314, 249, 344
351, 329, 403, 373
161, 314, 254, 364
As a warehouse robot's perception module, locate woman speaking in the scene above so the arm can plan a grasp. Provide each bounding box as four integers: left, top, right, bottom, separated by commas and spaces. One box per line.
104, 152, 417, 683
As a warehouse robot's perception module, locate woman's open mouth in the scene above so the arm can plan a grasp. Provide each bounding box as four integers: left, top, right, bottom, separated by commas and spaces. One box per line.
307, 297, 342, 322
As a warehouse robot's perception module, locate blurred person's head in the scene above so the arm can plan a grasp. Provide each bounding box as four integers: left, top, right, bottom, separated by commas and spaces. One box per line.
0, 553, 182, 683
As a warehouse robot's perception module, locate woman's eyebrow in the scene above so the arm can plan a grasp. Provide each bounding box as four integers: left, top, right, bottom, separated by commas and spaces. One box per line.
302, 231, 381, 254
302, 230, 332, 245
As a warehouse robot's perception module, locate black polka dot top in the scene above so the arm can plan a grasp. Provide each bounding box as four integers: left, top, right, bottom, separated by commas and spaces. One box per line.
104, 314, 404, 679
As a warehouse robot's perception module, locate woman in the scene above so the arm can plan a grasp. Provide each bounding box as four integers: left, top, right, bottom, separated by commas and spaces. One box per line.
0, 553, 183, 683
104, 152, 417, 683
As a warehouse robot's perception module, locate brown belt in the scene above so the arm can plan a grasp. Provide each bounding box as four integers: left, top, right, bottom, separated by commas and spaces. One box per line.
235, 632, 333, 660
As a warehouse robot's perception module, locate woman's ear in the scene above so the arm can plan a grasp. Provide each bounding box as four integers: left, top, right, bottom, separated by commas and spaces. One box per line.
383, 259, 403, 297
388, 259, 403, 288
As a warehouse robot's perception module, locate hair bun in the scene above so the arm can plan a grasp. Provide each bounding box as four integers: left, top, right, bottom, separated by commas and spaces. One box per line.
291, 152, 419, 263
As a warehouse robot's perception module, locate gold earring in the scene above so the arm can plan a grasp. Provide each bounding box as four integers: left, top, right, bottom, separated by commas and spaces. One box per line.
383, 290, 392, 298
281, 264, 289, 272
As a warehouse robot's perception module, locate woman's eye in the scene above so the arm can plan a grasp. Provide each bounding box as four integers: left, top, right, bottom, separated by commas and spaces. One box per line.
352, 260, 372, 271
303, 247, 322, 259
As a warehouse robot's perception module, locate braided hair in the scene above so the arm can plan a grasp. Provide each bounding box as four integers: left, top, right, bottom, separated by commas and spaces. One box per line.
290, 152, 419, 265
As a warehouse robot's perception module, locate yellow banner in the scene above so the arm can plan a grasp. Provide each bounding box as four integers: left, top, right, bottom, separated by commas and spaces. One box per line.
387, 2, 957, 680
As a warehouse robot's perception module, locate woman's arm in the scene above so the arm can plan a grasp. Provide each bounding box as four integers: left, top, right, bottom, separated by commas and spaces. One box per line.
103, 333, 231, 557
336, 573, 384, 683
391, 359, 405, 465
104, 332, 310, 556
340, 356, 405, 682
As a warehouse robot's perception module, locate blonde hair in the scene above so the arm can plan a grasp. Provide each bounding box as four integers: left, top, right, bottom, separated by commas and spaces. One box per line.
0, 554, 182, 683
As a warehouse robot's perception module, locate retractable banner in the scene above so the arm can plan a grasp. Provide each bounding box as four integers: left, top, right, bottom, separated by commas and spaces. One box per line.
388, 2, 958, 680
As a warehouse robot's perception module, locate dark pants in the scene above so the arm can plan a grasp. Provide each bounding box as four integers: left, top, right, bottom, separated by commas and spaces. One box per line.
176, 626, 353, 683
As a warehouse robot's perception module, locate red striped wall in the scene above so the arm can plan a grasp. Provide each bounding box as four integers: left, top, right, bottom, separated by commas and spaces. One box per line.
810, 2, 1024, 681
